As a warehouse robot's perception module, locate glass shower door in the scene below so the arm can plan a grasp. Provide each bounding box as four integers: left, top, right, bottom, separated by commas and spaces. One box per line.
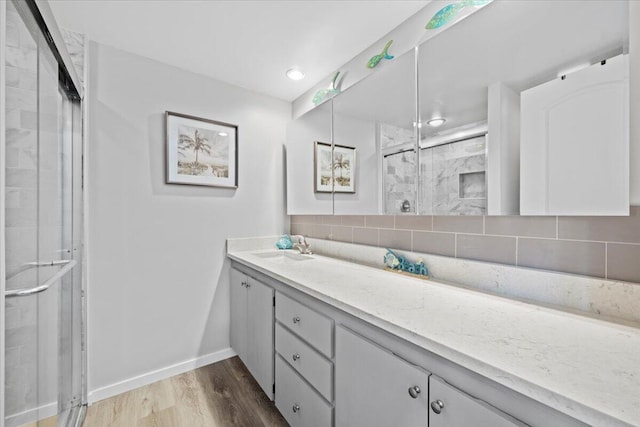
4, 0, 84, 425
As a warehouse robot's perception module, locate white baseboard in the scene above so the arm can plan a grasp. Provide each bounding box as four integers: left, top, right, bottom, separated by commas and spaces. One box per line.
5, 401, 57, 427
88, 347, 236, 404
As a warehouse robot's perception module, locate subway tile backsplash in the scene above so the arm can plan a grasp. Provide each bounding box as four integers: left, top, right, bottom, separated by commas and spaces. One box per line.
290, 209, 640, 284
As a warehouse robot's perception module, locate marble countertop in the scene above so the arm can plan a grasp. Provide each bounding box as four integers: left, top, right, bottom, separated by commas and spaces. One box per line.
227, 245, 640, 427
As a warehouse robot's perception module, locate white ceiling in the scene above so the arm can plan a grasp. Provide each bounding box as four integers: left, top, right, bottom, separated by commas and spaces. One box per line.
49, 0, 427, 102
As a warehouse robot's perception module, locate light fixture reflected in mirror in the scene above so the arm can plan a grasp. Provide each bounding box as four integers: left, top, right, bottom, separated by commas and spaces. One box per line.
286, 68, 305, 81
427, 117, 446, 127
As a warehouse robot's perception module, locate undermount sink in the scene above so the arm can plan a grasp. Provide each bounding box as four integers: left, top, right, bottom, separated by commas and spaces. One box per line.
253, 251, 314, 262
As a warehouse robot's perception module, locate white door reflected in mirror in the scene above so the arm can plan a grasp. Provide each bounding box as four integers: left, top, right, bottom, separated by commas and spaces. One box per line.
520, 55, 629, 216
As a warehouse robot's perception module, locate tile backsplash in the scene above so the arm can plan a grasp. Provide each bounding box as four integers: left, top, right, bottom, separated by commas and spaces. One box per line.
290, 207, 640, 285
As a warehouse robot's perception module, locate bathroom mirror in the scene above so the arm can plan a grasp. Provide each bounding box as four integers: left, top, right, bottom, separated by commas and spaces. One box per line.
417, 0, 630, 215
286, 101, 333, 214
286, 0, 631, 216
332, 48, 417, 215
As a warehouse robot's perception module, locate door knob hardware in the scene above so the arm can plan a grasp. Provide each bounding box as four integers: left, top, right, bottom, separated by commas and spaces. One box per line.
430, 399, 445, 414
408, 385, 421, 399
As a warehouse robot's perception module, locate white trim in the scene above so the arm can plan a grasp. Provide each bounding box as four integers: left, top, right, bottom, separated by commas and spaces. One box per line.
87, 348, 236, 404
4, 401, 58, 427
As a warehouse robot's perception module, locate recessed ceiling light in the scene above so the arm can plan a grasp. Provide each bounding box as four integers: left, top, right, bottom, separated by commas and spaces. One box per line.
286, 68, 305, 81
218, 132, 228, 137
427, 118, 446, 127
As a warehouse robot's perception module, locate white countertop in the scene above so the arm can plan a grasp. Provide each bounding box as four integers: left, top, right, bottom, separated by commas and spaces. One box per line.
227, 247, 640, 427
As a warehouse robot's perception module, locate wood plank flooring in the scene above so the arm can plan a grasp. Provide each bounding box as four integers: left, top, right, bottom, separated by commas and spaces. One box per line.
83, 357, 287, 427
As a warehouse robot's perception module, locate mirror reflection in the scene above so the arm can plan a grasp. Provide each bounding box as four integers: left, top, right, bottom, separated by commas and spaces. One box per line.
417, 0, 629, 215
285, 0, 630, 217
286, 101, 333, 214
332, 49, 417, 215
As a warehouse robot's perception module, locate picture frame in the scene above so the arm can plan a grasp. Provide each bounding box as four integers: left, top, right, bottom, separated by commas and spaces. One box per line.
313, 141, 356, 193
332, 143, 356, 193
314, 141, 333, 193
166, 111, 238, 188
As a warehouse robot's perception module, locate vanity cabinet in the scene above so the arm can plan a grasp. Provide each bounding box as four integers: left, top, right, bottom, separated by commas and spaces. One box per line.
274, 291, 335, 426
336, 326, 529, 427
229, 268, 274, 399
335, 325, 430, 427
229, 260, 590, 427
429, 376, 528, 427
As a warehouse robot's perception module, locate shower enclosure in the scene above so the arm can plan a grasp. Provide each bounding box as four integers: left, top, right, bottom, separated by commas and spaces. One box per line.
2, 0, 86, 426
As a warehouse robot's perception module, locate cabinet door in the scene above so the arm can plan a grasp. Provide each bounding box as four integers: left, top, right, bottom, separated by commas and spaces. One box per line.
335, 326, 430, 427
230, 268, 248, 364
429, 376, 528, 427
246, 277, 275, 400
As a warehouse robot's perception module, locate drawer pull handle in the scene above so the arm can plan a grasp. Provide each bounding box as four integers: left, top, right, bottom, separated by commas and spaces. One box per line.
408, 385, 421, 399
293, 316, 301, 324
292, 353, 301, 361
292, 403, 301, 413
241, 281, 247, 287
430, 399, 444, 414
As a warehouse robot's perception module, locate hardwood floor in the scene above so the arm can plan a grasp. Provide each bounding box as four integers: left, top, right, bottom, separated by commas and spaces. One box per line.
82, 357, 287, 427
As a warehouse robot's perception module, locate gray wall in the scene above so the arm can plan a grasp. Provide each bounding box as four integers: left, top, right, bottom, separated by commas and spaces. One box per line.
86, 42, 289, 399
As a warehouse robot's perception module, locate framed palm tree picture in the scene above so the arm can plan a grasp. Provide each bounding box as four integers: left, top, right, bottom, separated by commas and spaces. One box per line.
332, 144, 356, 193
314, 141, 333, 193
313, 142, 356, 193
166, 111, 238, 187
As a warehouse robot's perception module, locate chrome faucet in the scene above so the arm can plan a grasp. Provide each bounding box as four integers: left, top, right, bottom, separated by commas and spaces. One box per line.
291, 235, 312, 254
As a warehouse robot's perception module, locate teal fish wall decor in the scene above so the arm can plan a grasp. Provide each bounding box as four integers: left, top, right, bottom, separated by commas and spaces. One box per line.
313, 71, 343, 105
426, 0, 491, 30
367, 40, 395, 69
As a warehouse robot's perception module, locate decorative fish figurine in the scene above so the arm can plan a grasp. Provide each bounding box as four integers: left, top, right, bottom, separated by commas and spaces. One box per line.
426, 0, 491, 30
367, 40, 394, 69
312, 71, 342, 105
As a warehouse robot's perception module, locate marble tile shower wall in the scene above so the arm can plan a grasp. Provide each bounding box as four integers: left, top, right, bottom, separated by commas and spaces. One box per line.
384, 151, 416, 214
426, 136, 487, 215
5, 3, 41, 416
290, 207, 640, 285
381, 123, 416, 214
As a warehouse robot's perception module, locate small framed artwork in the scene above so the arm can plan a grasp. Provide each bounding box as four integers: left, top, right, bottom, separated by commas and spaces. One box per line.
314, 141, 333, 193
166, 111, 238, 188
332, 144, 356, 193
313, 141, 356, 193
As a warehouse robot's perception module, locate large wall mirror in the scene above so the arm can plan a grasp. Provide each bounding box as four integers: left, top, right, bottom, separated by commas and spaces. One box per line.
286, 0, 631, 216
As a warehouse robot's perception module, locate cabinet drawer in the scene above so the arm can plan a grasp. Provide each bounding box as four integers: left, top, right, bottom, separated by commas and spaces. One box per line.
276, 292, 333, 358
429, 376, 529, 427
275, 355, 333, 427
276, 322, 333, 401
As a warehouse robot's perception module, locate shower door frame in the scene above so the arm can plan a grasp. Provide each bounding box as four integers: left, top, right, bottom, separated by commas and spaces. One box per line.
1, 0, 8, 422
1, 0, 87, 425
